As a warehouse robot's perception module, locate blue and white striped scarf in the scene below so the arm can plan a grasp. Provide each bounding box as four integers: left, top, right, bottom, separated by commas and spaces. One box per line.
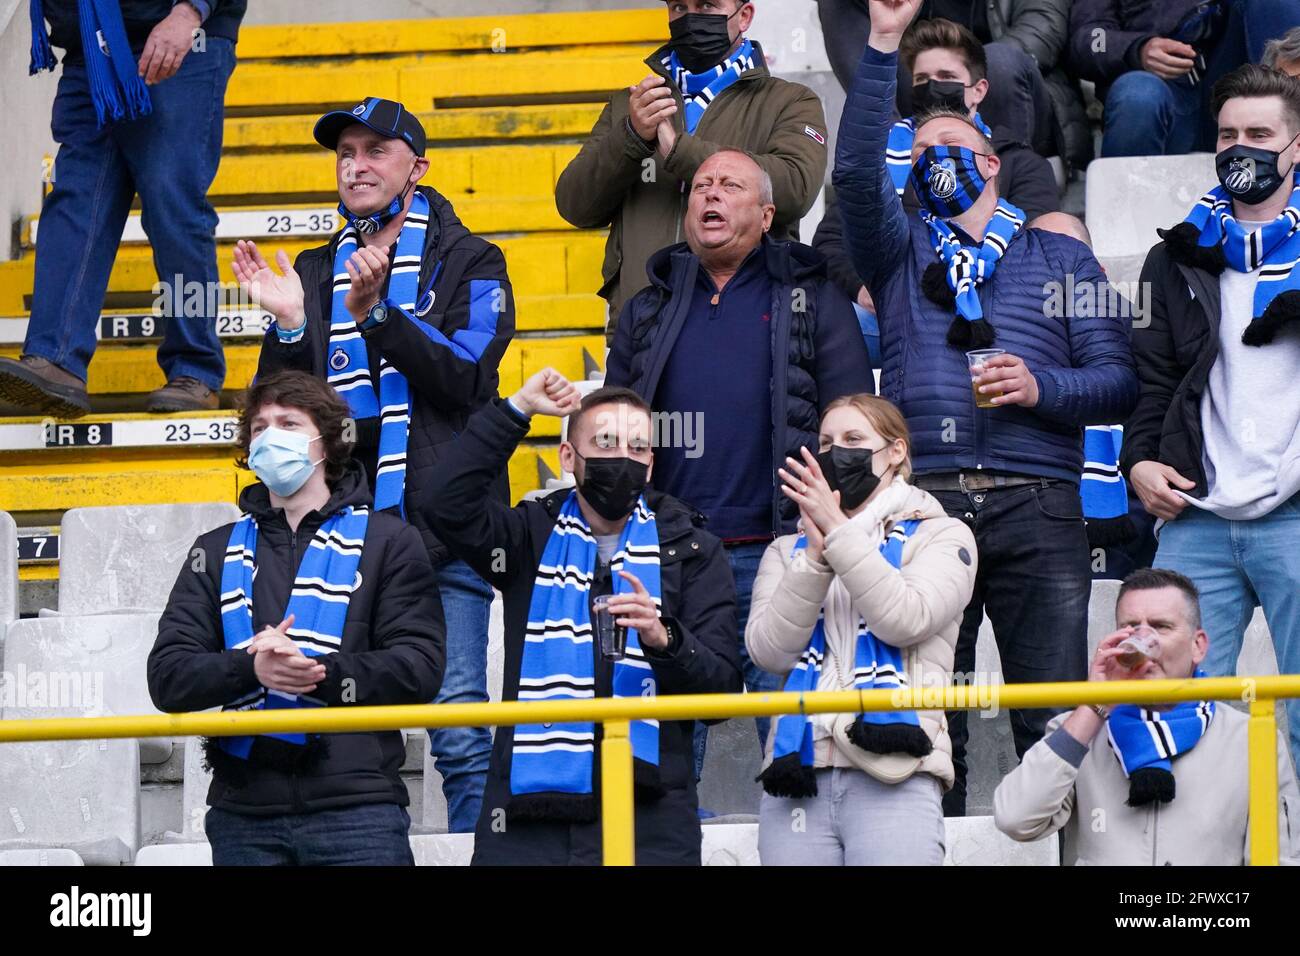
327, 191, 428, 516
920, 198, 1024, 348
886, 112, 993, 196
216, 506, 370, 759
509, 492, 662, 820
664, 37, 755, 135
29, 0, 151, 127
759, 520, 931, 798
1081, 424, 1133, 545
1181, 173, 1300, 346
1106, 673, 1215, 806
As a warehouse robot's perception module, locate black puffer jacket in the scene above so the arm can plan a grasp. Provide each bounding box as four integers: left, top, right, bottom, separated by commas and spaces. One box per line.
148, 462, 446, 816
421, 400, 743, 865
40, 0, 246, 63
605, 236, 875, 536
257, 184, 516, 566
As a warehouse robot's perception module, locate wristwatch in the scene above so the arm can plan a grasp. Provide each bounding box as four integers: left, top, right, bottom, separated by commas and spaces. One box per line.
360, 300, 390, 333
1087, 703, 1110, 721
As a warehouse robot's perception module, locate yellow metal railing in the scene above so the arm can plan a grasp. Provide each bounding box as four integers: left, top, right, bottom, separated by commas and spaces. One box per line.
0, 676, 1296, 866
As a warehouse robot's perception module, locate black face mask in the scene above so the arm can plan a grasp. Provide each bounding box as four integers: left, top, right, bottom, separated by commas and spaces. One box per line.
669, 8, 743, 73
575, 452, 649, 522
1216, 137, 1298, 205
815, 444, 888, 512
911, 79, 969, 117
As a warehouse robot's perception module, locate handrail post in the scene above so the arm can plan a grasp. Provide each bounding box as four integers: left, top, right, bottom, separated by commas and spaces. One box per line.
601, 719, 635, 866
1248, 697, 1280, 866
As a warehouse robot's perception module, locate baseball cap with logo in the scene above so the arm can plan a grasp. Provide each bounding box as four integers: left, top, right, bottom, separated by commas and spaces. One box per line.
313, 97, 427, 157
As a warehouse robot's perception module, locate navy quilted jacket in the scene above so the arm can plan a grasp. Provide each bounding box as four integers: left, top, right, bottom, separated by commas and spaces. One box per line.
832, 45, 1137, 483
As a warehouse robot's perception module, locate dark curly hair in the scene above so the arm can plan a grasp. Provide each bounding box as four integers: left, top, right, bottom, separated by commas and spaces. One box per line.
236, 371, 355, 485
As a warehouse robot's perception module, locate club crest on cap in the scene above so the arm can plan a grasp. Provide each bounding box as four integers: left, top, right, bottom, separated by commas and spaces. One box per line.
352, 103, 367, 115
1224, 157, 1256, 195
329, 348, 350, 371
928, 159, 958, 201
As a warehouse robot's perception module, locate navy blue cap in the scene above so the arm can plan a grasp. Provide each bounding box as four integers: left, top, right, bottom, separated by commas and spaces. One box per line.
313, 97, 427, 157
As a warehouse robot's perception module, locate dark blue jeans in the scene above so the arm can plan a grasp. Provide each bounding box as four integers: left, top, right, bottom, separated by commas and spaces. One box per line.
26, 38, 233, 389
692, 540, 779, 781
930, 481, 1091, 817
427, 557, 494, 833
1101, 0, 1300, 157
205, 803, 414, 866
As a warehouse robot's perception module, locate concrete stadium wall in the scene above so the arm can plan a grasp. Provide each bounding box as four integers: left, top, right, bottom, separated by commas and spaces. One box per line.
0, 0, 58, 262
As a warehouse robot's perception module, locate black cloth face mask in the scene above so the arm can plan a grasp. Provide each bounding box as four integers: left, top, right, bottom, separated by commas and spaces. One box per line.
1216, 136, 1299, 205
669, 8, 743, 73
911, 78, 969, 117
575, 452, 650, 522
815, 444, 889, 512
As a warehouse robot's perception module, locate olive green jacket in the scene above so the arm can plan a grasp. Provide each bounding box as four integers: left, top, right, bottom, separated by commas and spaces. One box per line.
555, 41, 828, 333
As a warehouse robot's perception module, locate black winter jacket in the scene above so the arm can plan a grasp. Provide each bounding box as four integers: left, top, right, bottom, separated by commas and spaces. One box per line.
41, 0, 246, 63
148, 462, 446, 816
1119, 231, 1229, 496
420, 399, 743, 865
257, 185, 515, 566
605, 236, 875, 537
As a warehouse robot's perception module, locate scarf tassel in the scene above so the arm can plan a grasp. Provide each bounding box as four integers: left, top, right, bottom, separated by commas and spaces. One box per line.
756, 752, 819, 799
1158, 221, 1227, 275
507, 792, 598, 824
1242, 288, 1300, 346
947, 315, 996, 350
1126, 766, 1176, 807
846, 716, 933, 758
29, 0, 56, 74
921, 261, 956, 307
1085, 514, 1137, 548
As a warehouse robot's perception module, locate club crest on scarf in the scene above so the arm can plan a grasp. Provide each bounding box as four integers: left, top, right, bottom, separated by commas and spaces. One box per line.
508, 492, 664, 822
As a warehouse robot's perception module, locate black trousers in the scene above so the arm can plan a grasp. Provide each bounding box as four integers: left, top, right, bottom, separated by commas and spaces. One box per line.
928, 480, 1091, 816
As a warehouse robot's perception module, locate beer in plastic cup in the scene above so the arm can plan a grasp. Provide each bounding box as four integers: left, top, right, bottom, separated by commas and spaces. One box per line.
593, 594, 627, 662
1116, 625, 1162, 671
967, 348, 1006, 409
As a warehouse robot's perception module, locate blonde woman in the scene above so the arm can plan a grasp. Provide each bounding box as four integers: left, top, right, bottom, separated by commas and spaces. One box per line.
747, 394, 977, 865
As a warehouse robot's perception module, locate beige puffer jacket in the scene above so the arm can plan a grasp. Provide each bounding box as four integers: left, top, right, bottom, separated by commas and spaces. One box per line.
745, 481, 977, 789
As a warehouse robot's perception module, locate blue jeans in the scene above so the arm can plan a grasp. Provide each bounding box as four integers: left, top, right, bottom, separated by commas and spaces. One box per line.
427, 557, 494, 833
1101, 0, 1300, 158
26, 39, 233, 389
1153, 494, 1300, 771
693, 541, 780, 780
205, 803, 414, 866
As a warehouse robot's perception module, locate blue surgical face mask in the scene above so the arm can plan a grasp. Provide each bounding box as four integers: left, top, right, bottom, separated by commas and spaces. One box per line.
910, 144, 990, 218
248, 427, 323, 498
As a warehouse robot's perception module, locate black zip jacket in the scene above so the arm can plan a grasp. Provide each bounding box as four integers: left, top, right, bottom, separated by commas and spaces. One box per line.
420, 399, 743, 865
606, 236, 875, 537
257, 184, 516, 566
148, 461, 446, 816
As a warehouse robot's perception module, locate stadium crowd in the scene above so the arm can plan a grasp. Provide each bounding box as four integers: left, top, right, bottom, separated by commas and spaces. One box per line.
6, 0, 1300, 865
